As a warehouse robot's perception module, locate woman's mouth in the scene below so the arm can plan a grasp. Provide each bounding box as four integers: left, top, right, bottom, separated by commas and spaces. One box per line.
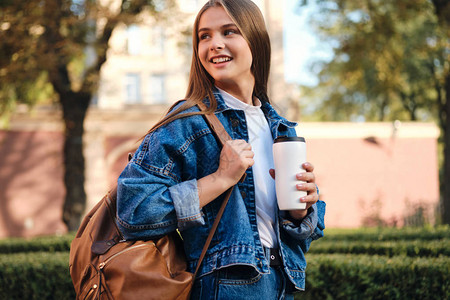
210, 56, 232, 64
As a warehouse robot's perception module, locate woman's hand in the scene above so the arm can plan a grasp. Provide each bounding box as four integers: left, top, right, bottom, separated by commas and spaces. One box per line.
216, 139, 254, 186
198, 140, 253, 208
269, 162, 319, 220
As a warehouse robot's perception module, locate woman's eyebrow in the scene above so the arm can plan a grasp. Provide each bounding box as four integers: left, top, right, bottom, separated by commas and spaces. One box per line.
198, 23, 237, 34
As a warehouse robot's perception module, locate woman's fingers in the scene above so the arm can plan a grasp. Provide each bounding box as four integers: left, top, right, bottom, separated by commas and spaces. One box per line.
218, 140, 254, 184
302, 162, 314, 172
296, 162, 318, 205
296, 182, 316, 192
296, 172, 315, 183
296, 162, 315, 182
269, 168, 275, 179
296, 183, 318, 202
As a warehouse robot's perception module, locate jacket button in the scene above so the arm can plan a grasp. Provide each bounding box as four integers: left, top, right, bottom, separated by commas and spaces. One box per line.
231, 119, 239, 127
241, 191, 246, 198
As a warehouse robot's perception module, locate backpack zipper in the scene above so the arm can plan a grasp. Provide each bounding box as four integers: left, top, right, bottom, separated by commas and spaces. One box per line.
82, 284, 97, 300
96, 242, 156, 299
98, 241, 155, 270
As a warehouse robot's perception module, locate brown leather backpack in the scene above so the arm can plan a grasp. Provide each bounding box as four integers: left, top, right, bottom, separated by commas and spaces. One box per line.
69, 103, 236, 300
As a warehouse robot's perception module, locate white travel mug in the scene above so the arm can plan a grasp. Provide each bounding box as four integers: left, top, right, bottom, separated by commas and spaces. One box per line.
273, 136, 307, 210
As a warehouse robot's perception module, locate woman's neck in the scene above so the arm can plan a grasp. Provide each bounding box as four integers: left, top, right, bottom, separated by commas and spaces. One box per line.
215, 80, 255, 106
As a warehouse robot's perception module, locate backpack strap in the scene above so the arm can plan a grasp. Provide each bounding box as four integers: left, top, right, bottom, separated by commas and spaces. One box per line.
197, 101, 231, 146
193, 102, 243, 278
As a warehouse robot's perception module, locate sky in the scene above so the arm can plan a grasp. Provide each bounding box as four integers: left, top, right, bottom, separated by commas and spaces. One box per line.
283, 0, 333, 86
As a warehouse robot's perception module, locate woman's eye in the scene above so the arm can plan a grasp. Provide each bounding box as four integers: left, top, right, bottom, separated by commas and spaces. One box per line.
224, 29, 236, 36
199, 33, 210, 40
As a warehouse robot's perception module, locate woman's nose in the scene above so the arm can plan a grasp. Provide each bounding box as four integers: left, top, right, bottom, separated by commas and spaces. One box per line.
210, 36, 225, 50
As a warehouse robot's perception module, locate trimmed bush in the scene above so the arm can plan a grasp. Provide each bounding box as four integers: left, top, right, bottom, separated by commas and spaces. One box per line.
0, 246, 448, 299
321, 226, 450, 242
0, 227, 448, 299
0, 251, 75, 300
0, 227, 448, 255
309, 239, 450, 257
0, 234, 73, 254
300, 254, 450, 300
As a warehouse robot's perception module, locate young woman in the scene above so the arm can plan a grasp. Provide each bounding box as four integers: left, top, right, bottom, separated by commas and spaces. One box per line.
116, 0, 326, 299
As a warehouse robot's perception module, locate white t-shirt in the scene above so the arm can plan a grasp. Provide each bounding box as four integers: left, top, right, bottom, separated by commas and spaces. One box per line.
218, 88, 278, 248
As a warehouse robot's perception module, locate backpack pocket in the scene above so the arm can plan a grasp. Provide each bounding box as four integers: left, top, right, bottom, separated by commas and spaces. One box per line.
96, 238, 193, 300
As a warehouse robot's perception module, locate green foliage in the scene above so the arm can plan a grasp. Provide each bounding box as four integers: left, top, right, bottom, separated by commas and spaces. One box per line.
0, 234, 74, 254
309, 239, 450, 257
300, 0, 447, 123
0, 251, 75, 300
300, 0, 450, 227
1, 228, 449, 299
0, 0, 178, 104
302, 254, 450, 300
320, 226, 450, 241
296, 226, 450, 299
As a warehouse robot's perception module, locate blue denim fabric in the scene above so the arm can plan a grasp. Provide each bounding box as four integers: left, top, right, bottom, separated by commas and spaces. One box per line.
190, 265, 294, 300
116, 90, 326, 291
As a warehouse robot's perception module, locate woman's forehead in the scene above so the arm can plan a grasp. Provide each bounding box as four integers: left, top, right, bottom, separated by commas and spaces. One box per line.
198, 6, 235, 30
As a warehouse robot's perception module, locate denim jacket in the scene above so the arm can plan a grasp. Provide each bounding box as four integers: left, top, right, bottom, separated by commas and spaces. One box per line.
116, 90, 326, 291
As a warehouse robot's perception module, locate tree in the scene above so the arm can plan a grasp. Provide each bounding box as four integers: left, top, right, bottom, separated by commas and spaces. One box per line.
299, 0, 450, 224
0, 0, 176, 231
431, 0, 450, 225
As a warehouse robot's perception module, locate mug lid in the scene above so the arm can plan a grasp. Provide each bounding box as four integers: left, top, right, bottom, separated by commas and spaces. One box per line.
274, 136, 305, 143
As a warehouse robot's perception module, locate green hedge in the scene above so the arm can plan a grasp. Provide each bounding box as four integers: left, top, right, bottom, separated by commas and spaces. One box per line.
300, 254, 450, 300
0, 227, 448, 299
321, 226, 450, 242
0, 234, 73, 254
0, 250, 448, 299
309, 239, 450, 257
1, 252, 448, 300
0, 227, 448, 254
0, 251, 75, 300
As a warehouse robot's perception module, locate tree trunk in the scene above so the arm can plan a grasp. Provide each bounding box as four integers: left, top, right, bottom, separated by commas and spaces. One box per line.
61, 91, 91, 231
431, 0, 450, 225
442, 74, 450, 225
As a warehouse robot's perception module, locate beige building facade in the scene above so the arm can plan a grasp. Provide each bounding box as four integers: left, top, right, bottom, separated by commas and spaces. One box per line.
96, 0, 293, 111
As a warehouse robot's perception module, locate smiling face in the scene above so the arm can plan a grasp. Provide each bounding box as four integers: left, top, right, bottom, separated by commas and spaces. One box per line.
197, 6, 254, 92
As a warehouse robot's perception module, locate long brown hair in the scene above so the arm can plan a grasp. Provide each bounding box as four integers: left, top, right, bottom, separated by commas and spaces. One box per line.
148, 0, 271, 133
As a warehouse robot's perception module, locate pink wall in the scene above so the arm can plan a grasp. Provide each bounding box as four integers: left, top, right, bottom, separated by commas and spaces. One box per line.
105, 123, 440, 228
307, 136, 439, 227
0, 130, 66, 238
0, 121, 441, 238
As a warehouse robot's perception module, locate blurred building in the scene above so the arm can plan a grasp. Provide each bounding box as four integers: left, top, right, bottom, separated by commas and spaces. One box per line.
95, 0, 294, 111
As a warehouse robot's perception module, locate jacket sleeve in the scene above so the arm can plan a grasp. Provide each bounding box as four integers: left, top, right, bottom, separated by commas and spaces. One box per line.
279, 198, 326, 251
116, 131, 206, 240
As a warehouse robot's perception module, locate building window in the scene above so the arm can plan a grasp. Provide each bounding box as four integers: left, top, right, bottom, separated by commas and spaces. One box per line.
125, 73, 141, 104
151, 26, 165, 55
127, 25, 141, 55
148, 74, 166, 104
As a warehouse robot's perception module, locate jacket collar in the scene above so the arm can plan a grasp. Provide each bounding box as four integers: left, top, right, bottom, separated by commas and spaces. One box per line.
203, 87, 298, 135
